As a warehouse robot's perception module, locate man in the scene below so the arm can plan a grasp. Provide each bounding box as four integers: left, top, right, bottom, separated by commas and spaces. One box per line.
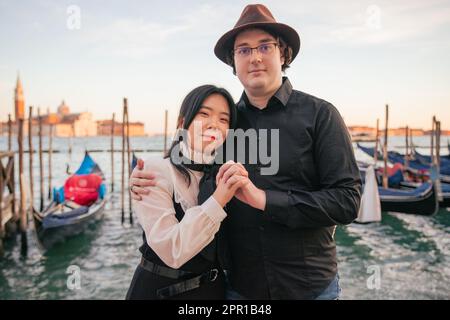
130, 4, 361, 299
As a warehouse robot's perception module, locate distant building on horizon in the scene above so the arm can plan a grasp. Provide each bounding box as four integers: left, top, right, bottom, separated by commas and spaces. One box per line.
2, 79, 98, 137
346, 125, 441, 138
1, 76, 147, 138
96, 120, 146, 136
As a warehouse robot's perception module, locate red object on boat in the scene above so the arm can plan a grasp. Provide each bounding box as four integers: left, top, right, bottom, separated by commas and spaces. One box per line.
64, 174, 103, 206
378, 163, 404, 176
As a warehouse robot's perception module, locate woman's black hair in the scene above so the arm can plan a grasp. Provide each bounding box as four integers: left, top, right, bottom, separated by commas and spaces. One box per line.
164, 85, 237, 186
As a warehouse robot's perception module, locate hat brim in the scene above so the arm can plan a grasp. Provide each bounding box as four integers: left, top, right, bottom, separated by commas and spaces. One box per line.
214, 22, 300, 65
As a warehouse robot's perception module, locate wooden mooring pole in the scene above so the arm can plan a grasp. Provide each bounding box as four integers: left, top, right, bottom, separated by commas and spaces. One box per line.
125, 105, 133, 225
8, 114, 12, 151
38, 108, 44, 212
18, 118, 28, 253
431, 116, 436, 165
28, 106, 34, 203
164, 110, 168, 155
121, 99, 126, 224
382, 105, 389, 188
374, 119, 379, 165
405, 126, 409, 169
111, 113, 115, 192
436, 121, 441, 169
47, 123, 53, 200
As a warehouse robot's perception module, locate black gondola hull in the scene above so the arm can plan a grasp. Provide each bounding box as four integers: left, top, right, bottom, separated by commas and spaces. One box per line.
380, 184, 439, 216
33, 199, 106, 250
440, 194, 450, 208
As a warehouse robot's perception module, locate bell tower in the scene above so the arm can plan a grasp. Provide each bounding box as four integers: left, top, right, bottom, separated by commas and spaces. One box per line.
14, 73, 25, 121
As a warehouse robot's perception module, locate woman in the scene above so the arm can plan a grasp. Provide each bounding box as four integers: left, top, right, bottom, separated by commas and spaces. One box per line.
126, 85, 249, 300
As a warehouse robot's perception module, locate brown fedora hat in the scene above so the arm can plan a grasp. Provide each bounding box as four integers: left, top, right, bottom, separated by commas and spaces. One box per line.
214, 4, 300, 65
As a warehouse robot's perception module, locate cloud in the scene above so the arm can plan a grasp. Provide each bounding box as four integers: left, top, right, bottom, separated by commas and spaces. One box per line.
291, 0, 450, 47
83, 18, 189, 58
81, 3, 237, 59
340, 5, 448, 45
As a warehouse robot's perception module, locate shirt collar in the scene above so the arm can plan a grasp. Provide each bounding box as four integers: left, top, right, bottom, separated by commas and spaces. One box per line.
237, 77, 293, 111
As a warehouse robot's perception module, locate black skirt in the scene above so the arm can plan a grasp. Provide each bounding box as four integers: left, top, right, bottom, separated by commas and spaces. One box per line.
125, 263, 226, 300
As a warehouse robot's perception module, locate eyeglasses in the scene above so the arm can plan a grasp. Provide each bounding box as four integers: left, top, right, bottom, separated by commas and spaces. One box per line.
233, 42, 279, 58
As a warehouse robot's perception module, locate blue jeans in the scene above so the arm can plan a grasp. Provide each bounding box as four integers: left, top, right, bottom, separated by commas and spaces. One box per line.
315, 273, 341, 300
225, 272, 341, 300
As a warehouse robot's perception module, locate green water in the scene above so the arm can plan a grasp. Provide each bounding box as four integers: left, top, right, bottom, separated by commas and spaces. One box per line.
1, 136, 449, 299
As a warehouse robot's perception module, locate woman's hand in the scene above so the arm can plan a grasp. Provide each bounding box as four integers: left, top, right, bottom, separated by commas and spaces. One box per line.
129, 159, 157, 201
212, 170, 249, 207
216, 161, 266, 210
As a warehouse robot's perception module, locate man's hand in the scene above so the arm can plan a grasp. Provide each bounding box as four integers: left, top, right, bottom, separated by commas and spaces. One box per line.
129, 159, 157, 201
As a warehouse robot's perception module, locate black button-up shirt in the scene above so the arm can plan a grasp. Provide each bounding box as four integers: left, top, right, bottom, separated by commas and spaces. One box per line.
224, 77, 362, 299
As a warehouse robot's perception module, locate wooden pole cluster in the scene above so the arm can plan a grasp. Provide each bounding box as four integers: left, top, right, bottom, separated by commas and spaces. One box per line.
0, 151, 15, 255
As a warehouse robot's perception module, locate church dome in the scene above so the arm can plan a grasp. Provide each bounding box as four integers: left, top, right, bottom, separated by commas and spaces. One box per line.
58, 100, 70, 115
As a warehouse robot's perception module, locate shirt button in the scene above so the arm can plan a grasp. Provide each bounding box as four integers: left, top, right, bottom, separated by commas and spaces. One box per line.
287, 190, 292, 195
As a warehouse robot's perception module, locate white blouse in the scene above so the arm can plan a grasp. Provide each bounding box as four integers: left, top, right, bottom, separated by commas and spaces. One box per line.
132, 155, 227, 269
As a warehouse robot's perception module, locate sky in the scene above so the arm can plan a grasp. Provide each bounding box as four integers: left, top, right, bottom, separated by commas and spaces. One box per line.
1, 0, 449, 134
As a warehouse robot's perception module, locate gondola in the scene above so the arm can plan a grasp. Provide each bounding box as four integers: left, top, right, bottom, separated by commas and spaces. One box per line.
356, 143, 382, 159
358, 143, 429, 170
439, 183, 450, 207
357, 143, 450, 183
359, 162, 439, 215
378, 182, 439, 216
371, 161, 449, 209
33, 152, 107, 249
398, 181, 450, 209
412, 149, 450, 166
387, 152, 450, 179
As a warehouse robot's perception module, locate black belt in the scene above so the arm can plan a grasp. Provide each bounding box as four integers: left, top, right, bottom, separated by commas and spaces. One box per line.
139, 257, 220, 299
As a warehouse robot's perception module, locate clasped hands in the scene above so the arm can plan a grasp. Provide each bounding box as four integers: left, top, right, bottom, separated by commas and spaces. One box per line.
129, 159, 266, 211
